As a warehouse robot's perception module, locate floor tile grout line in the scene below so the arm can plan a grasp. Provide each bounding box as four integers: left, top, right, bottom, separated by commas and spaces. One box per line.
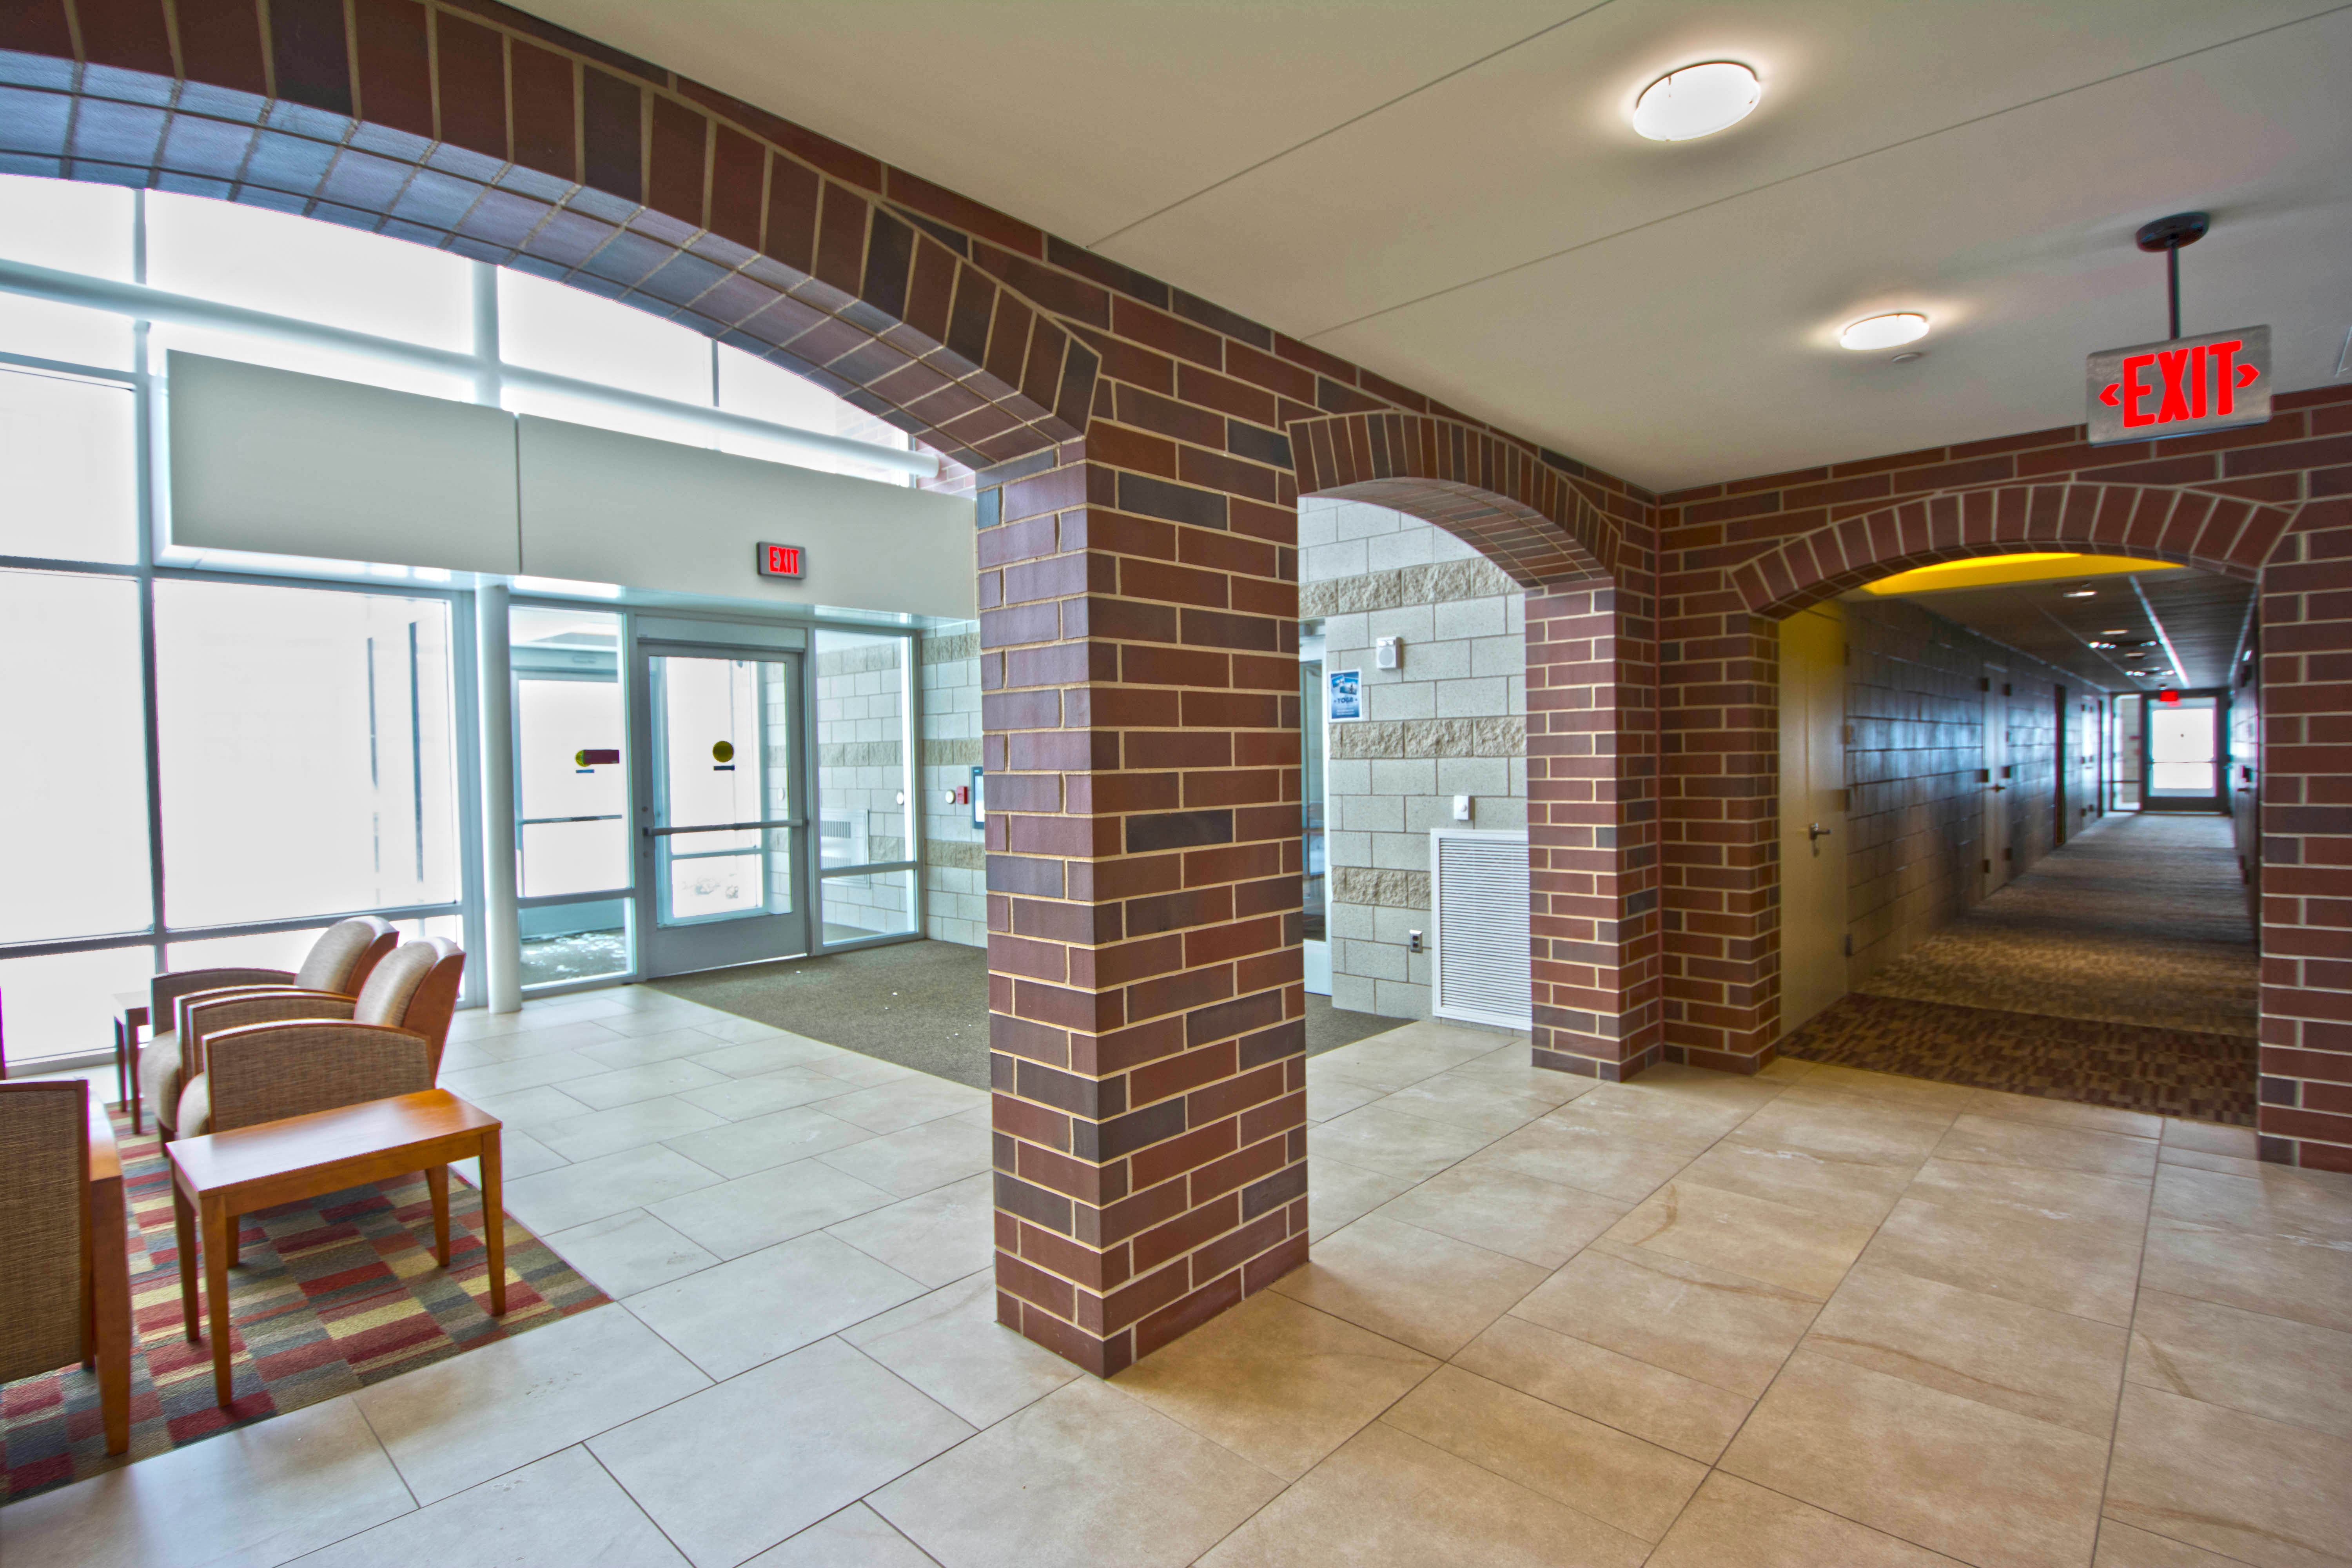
581, 1440, 701, 1566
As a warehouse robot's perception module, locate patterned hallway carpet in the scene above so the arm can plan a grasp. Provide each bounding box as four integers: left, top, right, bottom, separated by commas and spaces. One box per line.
1784, 813, 2258, 1124
0, 1109, 607, 1504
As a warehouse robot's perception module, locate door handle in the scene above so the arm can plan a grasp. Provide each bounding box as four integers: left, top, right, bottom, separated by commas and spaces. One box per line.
642, 818, 806, 838
1807, 823, 1831, 842
1990, 784, 2007, 792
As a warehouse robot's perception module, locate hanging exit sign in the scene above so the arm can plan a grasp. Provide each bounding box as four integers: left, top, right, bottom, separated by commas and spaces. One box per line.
756, 543, 805, 579
2086, 324, 2270, 446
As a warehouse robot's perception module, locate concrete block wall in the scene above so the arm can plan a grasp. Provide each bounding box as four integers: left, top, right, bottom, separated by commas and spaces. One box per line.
1300, 495, 1528, 1019
918, 622, 985, 947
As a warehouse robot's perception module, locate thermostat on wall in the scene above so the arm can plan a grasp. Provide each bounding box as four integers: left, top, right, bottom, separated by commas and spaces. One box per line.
757, 543, 805, 579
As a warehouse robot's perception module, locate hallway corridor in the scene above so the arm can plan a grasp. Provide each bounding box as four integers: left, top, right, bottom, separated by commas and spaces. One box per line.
1782, 816, 2258, 1125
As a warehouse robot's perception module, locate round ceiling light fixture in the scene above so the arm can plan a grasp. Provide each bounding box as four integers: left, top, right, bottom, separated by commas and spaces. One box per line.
1631, 62, 1762, 141
1839, 312, 1931, 351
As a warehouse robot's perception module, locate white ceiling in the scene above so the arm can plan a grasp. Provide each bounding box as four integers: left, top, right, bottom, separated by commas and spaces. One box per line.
518, 1, 2352, 492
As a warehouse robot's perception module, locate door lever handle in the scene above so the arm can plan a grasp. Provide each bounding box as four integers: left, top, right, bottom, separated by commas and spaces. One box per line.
1807, 822, 1831, 842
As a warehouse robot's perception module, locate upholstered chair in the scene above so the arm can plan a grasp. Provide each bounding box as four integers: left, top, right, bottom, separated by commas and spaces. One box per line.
0, 1080, 132, 1454
173, 938, 466, 1140
138, 916, 397, 1138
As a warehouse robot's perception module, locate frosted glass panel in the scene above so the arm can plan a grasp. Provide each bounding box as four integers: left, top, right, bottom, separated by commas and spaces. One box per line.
717, 345, 911, 481
0, 947, 154, 1066
498, 269, 711, 404
0, 173, 133, 368
0, 367, 138, 562
0, 570, 151, 942
156, 581, 462, 926
2148, 697, 2218, 798
147, 191, 473, 349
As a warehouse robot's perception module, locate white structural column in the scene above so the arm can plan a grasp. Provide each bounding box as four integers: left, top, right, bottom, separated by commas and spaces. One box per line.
476, 581, 523, 1012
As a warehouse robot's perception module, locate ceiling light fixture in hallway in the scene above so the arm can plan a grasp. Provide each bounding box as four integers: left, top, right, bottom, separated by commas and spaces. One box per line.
1630, 60, 1762, 141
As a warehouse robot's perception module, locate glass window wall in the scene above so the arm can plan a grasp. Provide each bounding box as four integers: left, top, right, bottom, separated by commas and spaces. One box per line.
0, 171, 940, 1060
813, 628, 917, 945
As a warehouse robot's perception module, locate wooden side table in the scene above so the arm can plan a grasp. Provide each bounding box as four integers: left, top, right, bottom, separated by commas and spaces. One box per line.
167, 1090, 507, 1407
111, 989, 150, 1131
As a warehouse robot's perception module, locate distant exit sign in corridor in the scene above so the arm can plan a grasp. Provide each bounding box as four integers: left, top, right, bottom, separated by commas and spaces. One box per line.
2086, 324, 2270, 445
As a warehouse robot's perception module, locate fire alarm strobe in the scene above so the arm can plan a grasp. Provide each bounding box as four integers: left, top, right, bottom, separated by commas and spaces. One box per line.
757, 543, 805, 579
2085, 212, 2270, 446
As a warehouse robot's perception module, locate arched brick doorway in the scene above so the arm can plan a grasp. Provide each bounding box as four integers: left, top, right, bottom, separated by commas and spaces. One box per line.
1659, 468, 2352, 1170
1289, 410, 1664, 1081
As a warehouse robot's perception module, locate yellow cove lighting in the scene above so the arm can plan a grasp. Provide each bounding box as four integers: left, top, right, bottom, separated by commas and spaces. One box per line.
1862, 553, 2185, 596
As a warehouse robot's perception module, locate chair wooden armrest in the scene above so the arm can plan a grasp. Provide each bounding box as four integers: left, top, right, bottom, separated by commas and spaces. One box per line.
82, 1093, 131, 1455
182, 991, 359, 1080
202, 1021, 435, 1135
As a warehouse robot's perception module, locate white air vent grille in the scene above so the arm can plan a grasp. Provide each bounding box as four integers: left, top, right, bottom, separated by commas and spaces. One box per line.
1430, 829, 1532, 1029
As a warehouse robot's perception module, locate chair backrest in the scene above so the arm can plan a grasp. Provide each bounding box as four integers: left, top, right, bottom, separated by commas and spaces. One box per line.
354, 939, 466, 1060
293, 916, 398, 994
0, 1082, 88, 1384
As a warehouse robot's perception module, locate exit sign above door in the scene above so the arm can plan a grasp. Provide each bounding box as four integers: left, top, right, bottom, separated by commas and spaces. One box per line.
2086, 325, 2269, 445
757, 543, 805, 579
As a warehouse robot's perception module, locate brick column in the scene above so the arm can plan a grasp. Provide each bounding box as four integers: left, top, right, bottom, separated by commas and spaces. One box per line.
1525, 579, 1663, 1078
2256, 500, 2352, 1171
977, 442, 1308, 1374
1656, 604, 1780, 1070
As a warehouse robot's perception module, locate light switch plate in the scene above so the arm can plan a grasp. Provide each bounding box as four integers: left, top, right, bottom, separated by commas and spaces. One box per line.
1452, 794, 1472, 821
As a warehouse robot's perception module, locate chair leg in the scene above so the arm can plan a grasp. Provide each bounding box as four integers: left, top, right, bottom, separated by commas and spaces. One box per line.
174, 1182, 200, 1342
91, 1177, 132, 1454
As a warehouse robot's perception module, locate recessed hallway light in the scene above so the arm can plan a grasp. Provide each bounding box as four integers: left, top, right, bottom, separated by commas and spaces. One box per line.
1630, 61, 1761, 141
1840, 312, 1930, 351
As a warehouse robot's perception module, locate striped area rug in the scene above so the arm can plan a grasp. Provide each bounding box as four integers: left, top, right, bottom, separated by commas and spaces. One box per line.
1, 1107, 608, 1504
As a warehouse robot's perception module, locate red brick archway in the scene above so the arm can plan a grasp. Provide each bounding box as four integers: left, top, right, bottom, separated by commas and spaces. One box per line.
2, 0, 1095, 468
1659, 438, 2352, 1169
1291, 410, 1664, 1078
1729, 482, 2285, 615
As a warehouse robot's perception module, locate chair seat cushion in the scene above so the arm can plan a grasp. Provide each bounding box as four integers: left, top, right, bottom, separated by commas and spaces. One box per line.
176, 1074, 212, 1140
139, 1030, 183, 1130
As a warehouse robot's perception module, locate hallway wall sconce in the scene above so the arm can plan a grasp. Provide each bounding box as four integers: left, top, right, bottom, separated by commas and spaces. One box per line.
1630, 61, 1761, 141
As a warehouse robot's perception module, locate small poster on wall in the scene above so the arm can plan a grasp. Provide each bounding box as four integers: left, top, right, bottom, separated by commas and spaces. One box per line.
1328, 668, 1364, 722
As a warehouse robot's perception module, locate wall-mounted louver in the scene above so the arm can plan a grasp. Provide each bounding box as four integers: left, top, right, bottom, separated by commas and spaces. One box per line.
1430, 829, 1532, 1029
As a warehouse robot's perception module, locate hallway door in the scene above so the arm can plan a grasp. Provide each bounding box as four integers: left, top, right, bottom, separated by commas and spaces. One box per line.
1779, 606, 1848, 1032
632, 631, 812, 977
1984, 672, 2013, 894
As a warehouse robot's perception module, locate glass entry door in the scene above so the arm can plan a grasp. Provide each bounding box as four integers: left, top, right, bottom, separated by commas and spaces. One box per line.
2142, 693, 2227, 813
632, 640, 810, 975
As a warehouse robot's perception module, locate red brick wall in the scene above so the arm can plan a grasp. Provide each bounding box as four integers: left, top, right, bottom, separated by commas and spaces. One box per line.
1656, 385, 2352, 1170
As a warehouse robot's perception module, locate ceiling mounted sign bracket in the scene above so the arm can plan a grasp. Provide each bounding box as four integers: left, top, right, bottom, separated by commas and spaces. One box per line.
2085, 212, 2268, 446
2135, 211, 2208, 340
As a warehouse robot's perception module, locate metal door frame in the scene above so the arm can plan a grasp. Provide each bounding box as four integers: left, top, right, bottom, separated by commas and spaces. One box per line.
2138, 688, 2232, 814
628, 626, 815, 977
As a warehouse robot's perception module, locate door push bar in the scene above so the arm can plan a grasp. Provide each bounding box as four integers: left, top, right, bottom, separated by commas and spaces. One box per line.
643, 818, 806, 837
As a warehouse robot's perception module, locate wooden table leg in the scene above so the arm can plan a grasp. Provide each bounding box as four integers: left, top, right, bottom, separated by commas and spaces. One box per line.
203, 1193, 234, 1407
174, 1178, 200, 1341
479, 1131, 506, 1317
424, 1165, 451, 1266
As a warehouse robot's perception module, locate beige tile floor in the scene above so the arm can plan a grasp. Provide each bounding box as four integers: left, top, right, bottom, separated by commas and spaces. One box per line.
8, 992, 2352, 1568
